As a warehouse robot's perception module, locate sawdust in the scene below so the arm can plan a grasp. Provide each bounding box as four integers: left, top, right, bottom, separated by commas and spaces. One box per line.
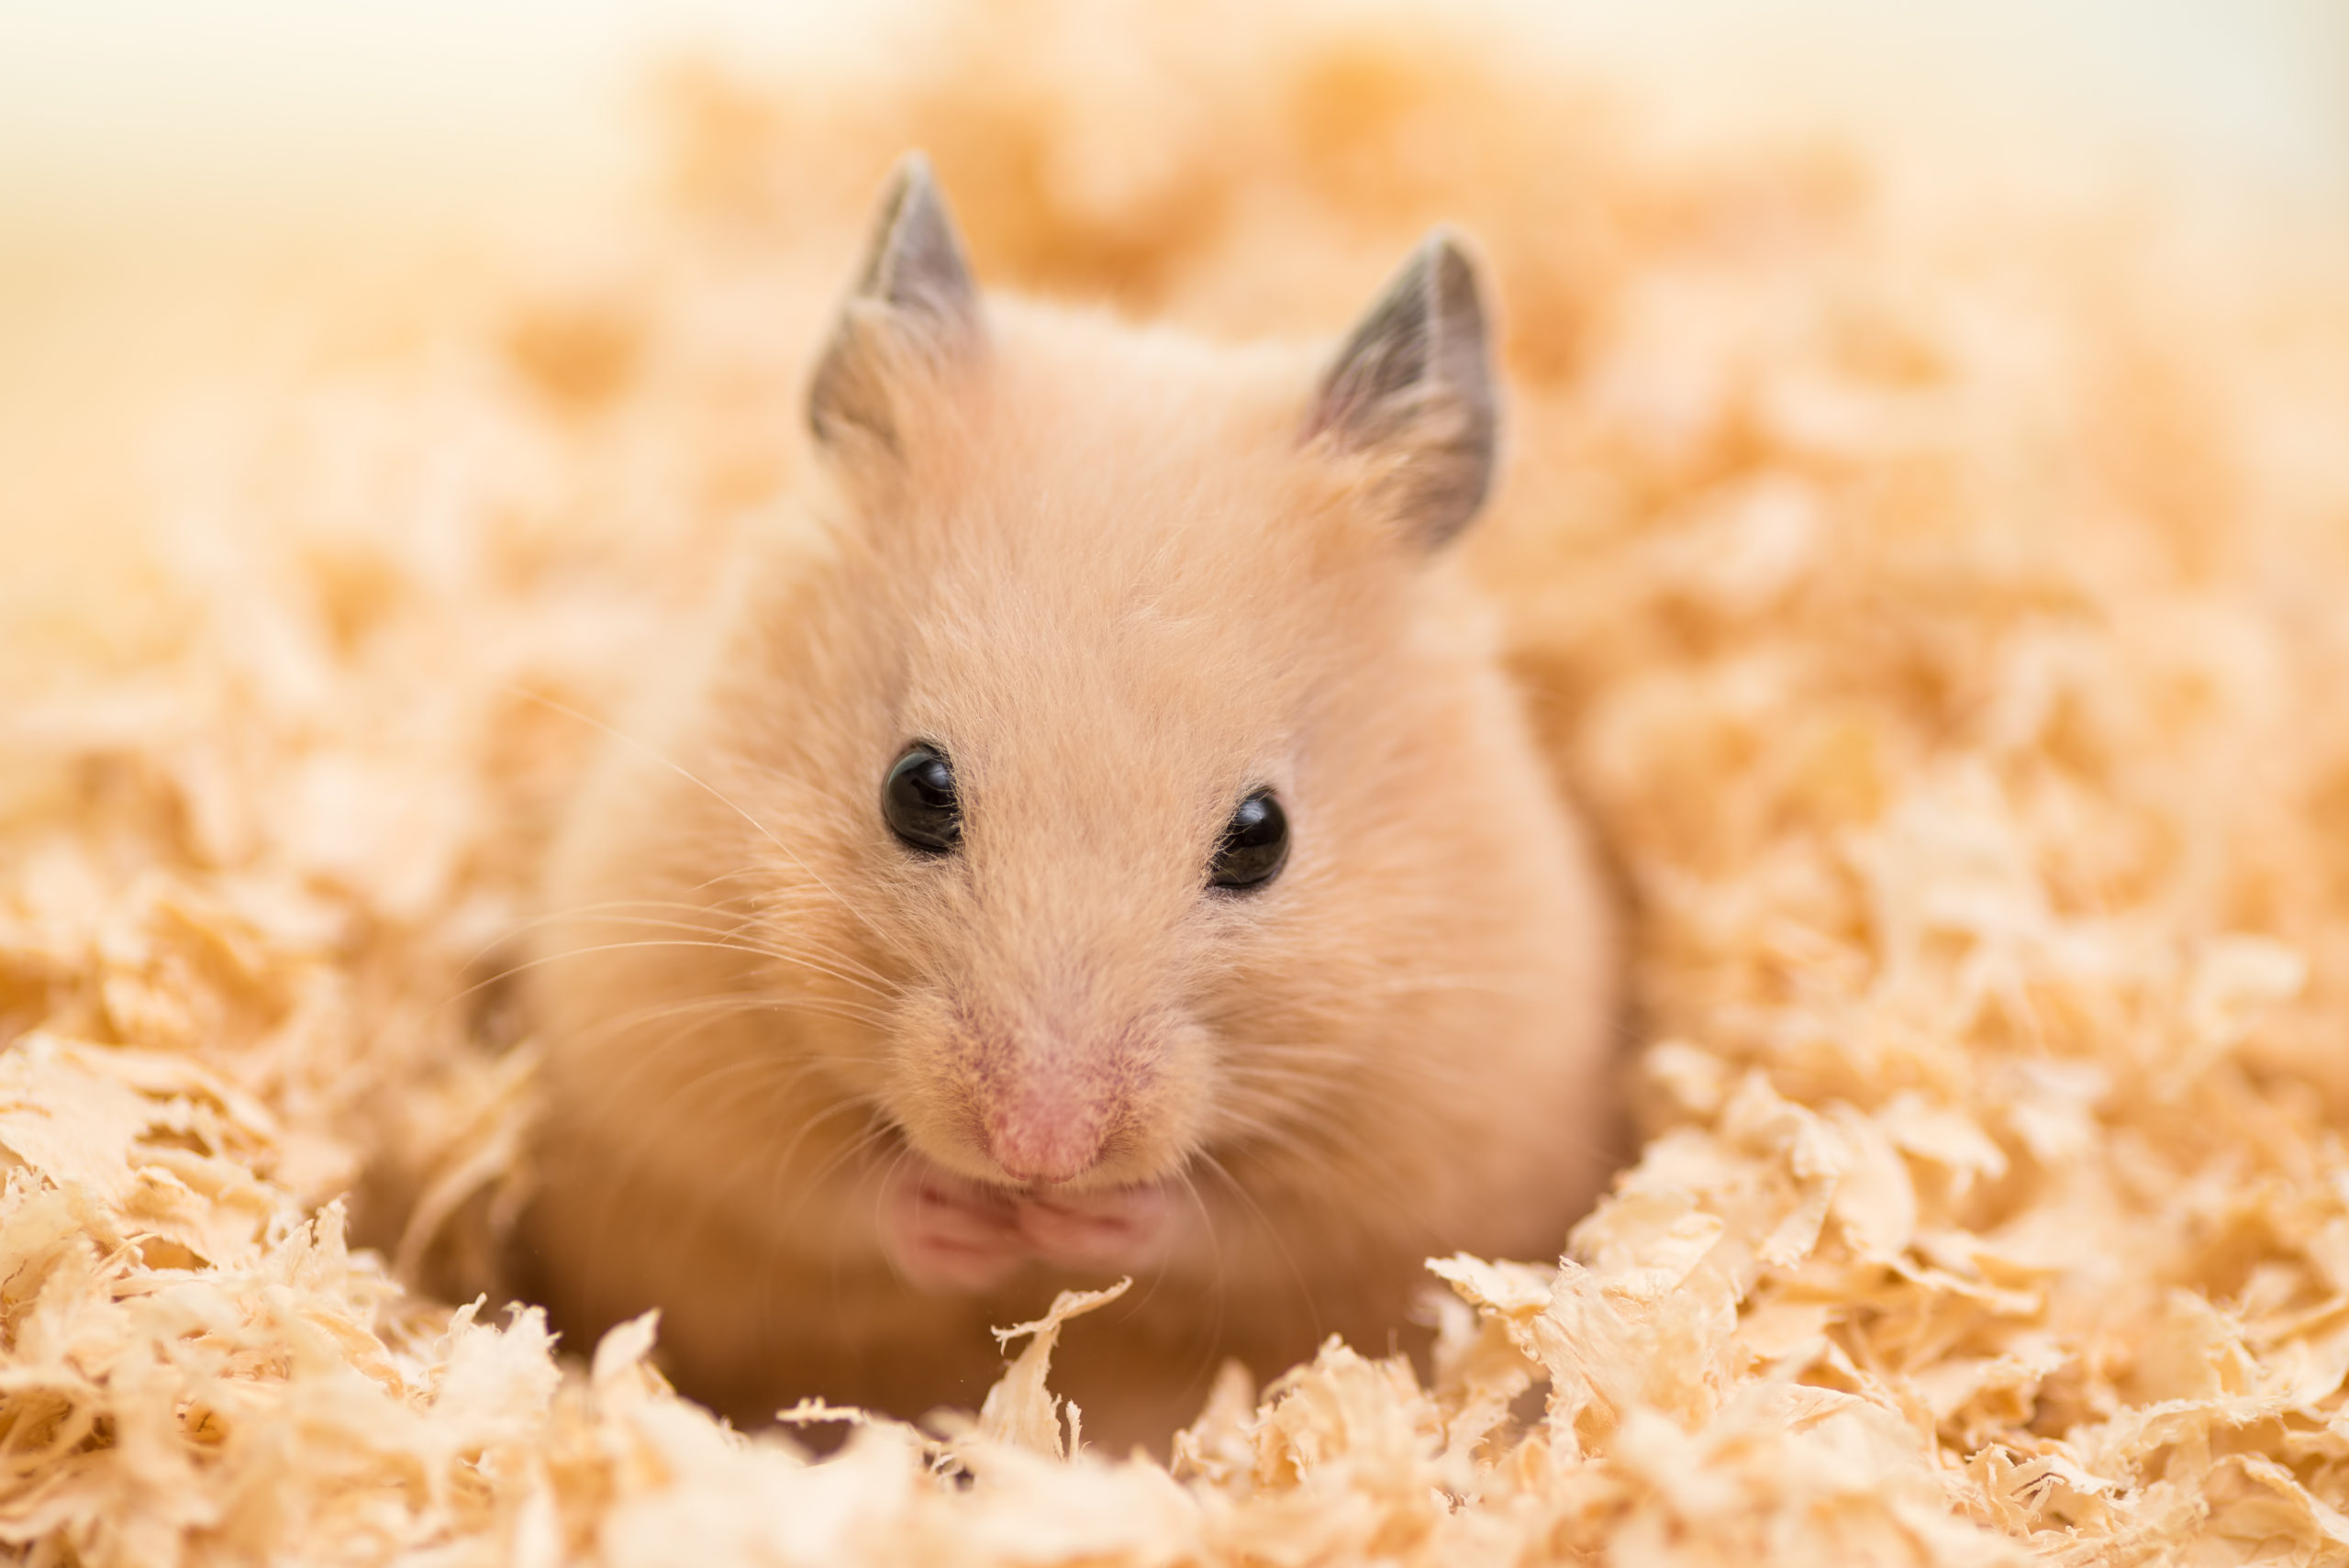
7, 3, 2349, 1562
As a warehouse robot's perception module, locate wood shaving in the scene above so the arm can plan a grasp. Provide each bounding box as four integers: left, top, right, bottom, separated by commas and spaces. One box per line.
6, 3, 2349, 1562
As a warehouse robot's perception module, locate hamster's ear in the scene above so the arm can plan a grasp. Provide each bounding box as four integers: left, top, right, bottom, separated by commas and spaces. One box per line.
1306, 229, 1498, 549
808, 153, 983, 455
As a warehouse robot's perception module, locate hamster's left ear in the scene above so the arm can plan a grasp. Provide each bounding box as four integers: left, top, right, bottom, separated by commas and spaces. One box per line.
808, 152, 983, 456
1307, 229, 1499, 549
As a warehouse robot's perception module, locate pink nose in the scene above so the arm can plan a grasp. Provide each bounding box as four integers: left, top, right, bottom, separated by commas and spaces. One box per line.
984, 1098, 1107, 1184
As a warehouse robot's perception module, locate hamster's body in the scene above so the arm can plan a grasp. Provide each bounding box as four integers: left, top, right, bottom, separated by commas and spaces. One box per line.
513, 159, 1620, 1448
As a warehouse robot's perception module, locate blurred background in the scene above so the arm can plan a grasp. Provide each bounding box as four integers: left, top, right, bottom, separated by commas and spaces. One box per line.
4, 0, 2347, 688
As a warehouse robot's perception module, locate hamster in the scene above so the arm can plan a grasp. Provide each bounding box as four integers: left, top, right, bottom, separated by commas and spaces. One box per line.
510, 154, 1620, 1450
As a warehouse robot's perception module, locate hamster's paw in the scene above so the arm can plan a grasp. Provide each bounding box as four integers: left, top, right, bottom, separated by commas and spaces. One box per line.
1014, 1184, 1178, 1272
879, 1155, 1182, 1291
881, 1163, 1027, 1293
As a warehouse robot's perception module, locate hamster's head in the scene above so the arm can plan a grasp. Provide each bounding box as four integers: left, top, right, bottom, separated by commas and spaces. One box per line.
703, 155, 1568, 1279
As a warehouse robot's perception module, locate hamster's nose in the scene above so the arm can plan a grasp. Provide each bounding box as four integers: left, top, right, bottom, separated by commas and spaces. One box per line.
983, 1095, 1107, 1185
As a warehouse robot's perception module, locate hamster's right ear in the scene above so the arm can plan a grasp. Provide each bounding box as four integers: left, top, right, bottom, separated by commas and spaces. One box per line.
807, 153, 983, 457
1307, 229, 1499, 550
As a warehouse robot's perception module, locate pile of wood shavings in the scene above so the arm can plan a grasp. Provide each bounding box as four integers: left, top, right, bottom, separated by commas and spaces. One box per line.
8, 4, 2349, 1562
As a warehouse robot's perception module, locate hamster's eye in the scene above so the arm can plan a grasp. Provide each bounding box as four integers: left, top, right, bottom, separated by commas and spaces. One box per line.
1209, 789, 1288, 890
884, 743, 961, 853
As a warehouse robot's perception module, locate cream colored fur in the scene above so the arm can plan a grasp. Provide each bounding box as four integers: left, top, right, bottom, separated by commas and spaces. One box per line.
516, 240, 1620, 1446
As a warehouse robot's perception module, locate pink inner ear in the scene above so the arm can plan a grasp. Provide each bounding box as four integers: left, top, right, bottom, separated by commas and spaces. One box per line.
807, 152, 983, 452
1306, 230, 1498, 550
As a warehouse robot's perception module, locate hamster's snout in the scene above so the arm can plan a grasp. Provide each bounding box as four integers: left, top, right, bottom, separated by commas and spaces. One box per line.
982, 1086, 1108, 1184
945, 1007, 1186, 1186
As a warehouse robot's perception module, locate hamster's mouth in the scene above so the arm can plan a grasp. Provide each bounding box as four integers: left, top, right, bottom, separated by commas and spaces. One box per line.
878, 1153, 1184, 1295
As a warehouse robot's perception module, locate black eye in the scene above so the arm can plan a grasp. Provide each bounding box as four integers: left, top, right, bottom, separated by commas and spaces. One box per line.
1209, 789, 1288, 890
884, 743, 961, 853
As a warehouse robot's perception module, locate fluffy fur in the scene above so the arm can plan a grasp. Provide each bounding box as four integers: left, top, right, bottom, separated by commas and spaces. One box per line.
514, 164, 1620, 1444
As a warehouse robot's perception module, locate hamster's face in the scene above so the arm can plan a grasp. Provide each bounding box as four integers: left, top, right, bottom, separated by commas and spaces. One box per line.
698, 161, 1530, 1285
746, 317, 1419, 1181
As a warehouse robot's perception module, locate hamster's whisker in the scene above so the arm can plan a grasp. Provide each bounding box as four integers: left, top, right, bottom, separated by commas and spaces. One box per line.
754, 1109, 898, 1328
529, 903, 764, 945
1236, 1042, 1466, 1094
558, 986, 896, 1048
1191, 1151, 1321, 1346
574, 1004, 789, 1275
820, 1137, 907, 1344
1204, 1084, 1322, 1140
644, 1062, 808, 1126
551, 993, 804, 1054
1201, 1102, 1442, 1242
683, 866, 797, 899
1199, 1106, 1331, 1170
436, 938, 763, 1006
1342, 973, 1558, 1003
584, 1012, 880, 1139
784, 1120, 887, 1343
1215, 1064, 1348, 1091
743, 884, 931, 984
616, 1048, 833, 1129
862, 1140, 924, 1289
760, 867, 928, 975
742, 931, 902, 997
1220, 1041, 1361, 1067
509, 684, 927, 972
1110, 1168, 1213, 1334
747, 1096, 885, 1218
436, 893, 763, 992
454, 938, 899, 1015
611, 1081, 874, 1296
1175, 1168, 1228, 1336
530, 892, 765, 922
536, 905, 903, 1001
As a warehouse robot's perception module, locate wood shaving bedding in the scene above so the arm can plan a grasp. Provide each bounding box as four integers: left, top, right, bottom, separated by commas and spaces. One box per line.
6, 4, 2349, 1562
